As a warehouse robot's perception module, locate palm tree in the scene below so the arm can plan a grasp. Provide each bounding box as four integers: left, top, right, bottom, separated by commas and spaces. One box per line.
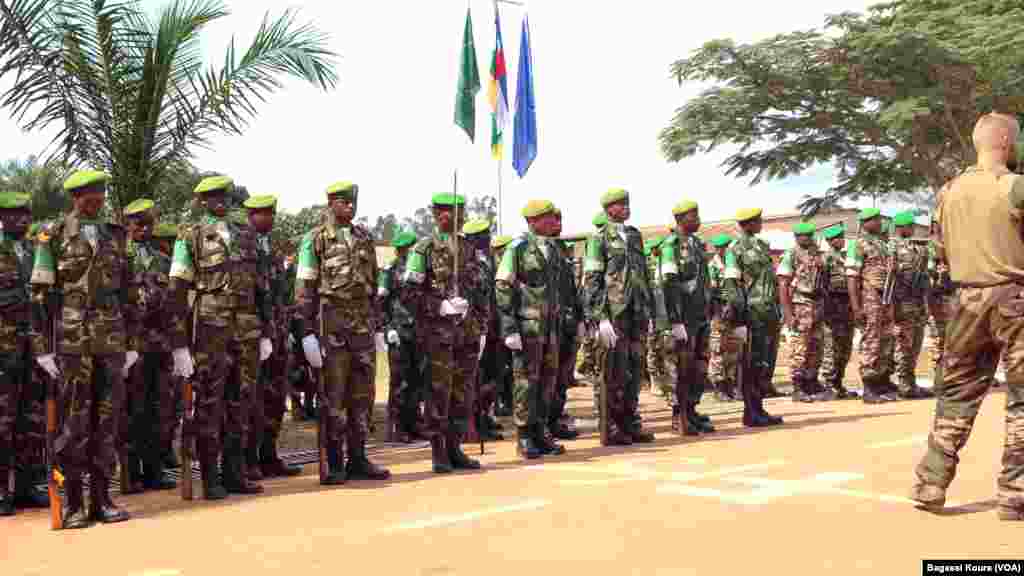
0, 0, 338, 219
0, 155, 70, 220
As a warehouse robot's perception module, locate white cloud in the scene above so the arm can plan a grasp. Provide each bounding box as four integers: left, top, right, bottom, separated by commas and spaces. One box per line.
0, 0, 879, 234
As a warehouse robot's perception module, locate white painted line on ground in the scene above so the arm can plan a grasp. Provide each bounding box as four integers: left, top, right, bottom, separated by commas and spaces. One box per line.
867, 435, 927, 449
669, 461, 787, 483
657, 470, 859, 505
376, 499, 550, 534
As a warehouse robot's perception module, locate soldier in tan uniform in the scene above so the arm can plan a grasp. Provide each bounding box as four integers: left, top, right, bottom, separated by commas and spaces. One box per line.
910, 112, 1024, 521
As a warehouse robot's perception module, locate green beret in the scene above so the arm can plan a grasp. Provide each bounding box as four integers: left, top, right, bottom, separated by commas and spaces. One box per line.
326, 181, 358, 199
431, 192, 466, 207
522, 199, 554, 219
552, 206, 562, 216
63, 170, 110, 192
858, 207, 881, 222
822, 224, 845, 240
792, 221, 816, 235
672, 200, 698, 216
0, 191, 31, 210
710, 233, 733, 248
893, 211, 915, 227
152, 222, 179, 238
592, 212, 608, 227
123, 198, 154, 216
244, 195, 277, 210
735, 208, 762, 222
491, 235, 513, 249
194, 175, 233, 195
391, 231, 417, 248
462, 218, 491, 235
600, 187, 628, 207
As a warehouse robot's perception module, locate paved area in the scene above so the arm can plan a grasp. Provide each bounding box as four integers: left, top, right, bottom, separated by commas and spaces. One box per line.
3, 386, 1020, 576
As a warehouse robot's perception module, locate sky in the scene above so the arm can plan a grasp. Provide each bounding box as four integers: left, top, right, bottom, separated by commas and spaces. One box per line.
0, 0, 905, 236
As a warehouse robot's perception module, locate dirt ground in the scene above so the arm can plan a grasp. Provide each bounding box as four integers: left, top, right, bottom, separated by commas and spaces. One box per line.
4, 381, 1020, 576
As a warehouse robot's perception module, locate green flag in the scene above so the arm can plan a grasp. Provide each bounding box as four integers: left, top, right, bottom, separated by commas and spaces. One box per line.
455, 8, 481, 142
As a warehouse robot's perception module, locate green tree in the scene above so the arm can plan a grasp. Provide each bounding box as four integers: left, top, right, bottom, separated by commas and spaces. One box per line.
0, 155, 70, 220
657, 1, 1024, 214
0, 0, 338, 220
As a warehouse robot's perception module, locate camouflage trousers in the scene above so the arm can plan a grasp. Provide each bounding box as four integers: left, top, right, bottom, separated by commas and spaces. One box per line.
261, 337, 290, 437
653, 330, 675, 402
591, 337, 609, 416
598, 311, 646, 438
122, 351, 174, 468
511, 332, 559, 429
788, 301, 822, 384
388, 337, 424, 432
927, 293, 950, 382
576, 331, 599, 377
663, 325, 707, 409
893, 299, 926, 390
646, 325, 667, 390
322, 331, 375, 448
820, 311, 854, 389
551, 333, 576, 427
857, 289, 892, 383
193, 310, 262, 459
56, 353, 124, 474
914, 284, 1024, 513
0, 347, 45, 477
707, 315, 739, 393
424, 327, 477, 436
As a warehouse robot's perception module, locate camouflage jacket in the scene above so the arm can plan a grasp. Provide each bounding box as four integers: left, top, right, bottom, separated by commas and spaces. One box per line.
823, 243, 848, 296
257, 234, 290, 343
582, 222, 652, 325
399, 229, 487, 345
707, 254, 726, 304
478, 249, 500, 339
294, 218, 381, 349
845, 231, 890, 293
647, 252, 668, 330
168, 213, 268, 349
495, 233, 566, 339
125, 239, 173, 353
776, 244, 825, 306
558, 246, 582, 336
0, 231, 36, 357
660, 232, 708, 330
378, 254, 416, 341
927, 238, 952, 296
890, 237, 928, 300
30, 212, 134, 356
723, 231, 778, 314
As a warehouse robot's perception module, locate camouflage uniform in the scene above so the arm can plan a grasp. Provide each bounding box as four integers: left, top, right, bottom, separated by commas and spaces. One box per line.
707, 253, 739, 400
582, 204, 655, 445
820, 237, 856, 397
660, 228, 713, 434
31, 196, 134, 526
722, 217, 784, 426
646, 249, 669, 395
400, 217, 488, 472
910, 163, 1024, 520
122, 231, 177, 492
170, 207, 267, 496
296, 204, 390, 482
496, 230, 567, 457
0, 222, 47, 513
777, 238, 826, 400
926, 238, 952, 386
552, 240, 582, 439
490, 240, 514, 416
379, 248, 424, 442
845, 217, 898, 402
890, 230, 931, 397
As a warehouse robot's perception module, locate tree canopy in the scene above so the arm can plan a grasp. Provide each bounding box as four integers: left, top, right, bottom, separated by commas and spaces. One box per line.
658, 0, 1024, 214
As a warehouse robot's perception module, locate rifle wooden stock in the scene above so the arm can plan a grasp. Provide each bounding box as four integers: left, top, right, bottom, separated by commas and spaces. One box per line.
46, 377, 61, 530
180, 377, 193, 500
317, 300, 327, 484
599, 334, 610, 446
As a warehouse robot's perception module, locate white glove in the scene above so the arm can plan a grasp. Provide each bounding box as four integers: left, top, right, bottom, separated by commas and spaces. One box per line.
288, 333, 296, 348
598, 319, 618, 348
259, 338, 273, 362
36, 353, 59, 379
671, 323, 689, 342
733, 326, 748, 341
780, 326, 793, 340
576, 322, 586, 341
122, 350, 139, 377
302, 334, 323, 368
172, 347, 195, 379
387, 330, 400, 345
505, 333, 523, 351
375, 332, 388, 353
440, 297, 469, 317
478, 334, 487, 360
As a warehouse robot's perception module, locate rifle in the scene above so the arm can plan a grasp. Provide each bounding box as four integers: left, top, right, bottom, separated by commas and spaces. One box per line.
316, 299, 327, 484
881, 249, 897, 307
44, 291, 62, 529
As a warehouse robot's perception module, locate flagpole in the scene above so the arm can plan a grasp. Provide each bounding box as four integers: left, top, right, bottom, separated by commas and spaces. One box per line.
495, 0, 522, 235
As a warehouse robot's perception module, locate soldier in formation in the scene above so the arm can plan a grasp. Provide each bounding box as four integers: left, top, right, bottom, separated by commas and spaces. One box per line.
777, 222, 828, 402
818, 224, 857, 399
489, 234, 515, 417
707, 233, 739, 402
889, 212, 934, 399
380, 228, 424, 443
549, 208, 581, 441
462, 218, 503, 441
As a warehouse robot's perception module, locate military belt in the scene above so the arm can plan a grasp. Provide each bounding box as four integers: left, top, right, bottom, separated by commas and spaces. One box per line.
196, 291, 256, 309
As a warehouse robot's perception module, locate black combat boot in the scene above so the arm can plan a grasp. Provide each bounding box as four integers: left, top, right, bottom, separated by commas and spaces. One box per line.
321, 441, 346, 485
431, 435, 453, 473
199, 439, 227, 500
15, 467, 50, 508
516, 426, 541, 460
89, 467, 130, 524
534, 422, 567, 455
688, 404, 715, 433
261, 430, 302, 477
246, 439, 263, 482
162, 448, 180, 470
222, 436, 262, 494
347, 432, 391, 480
120, 450, 144, 495
61, 467, 92, 529
548, 416, 578, 440
142, 450, 176, 491
0, 484, 13, 516
791, 378, 814, 402
447, 423, 482, 469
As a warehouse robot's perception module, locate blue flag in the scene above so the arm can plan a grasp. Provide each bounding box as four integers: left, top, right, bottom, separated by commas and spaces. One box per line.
513, 15, 537, 178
